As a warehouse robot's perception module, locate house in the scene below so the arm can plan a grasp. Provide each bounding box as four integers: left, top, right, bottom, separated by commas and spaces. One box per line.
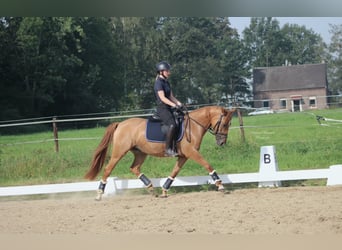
252, 63, 328, 112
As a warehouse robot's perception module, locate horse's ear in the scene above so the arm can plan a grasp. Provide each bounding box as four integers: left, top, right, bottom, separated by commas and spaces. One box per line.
223, 108, 236, 115
229, 108, 237, 114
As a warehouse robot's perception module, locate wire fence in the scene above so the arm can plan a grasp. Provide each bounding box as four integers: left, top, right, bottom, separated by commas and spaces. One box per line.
1, 104, 342, 150
0, 113, 154, 151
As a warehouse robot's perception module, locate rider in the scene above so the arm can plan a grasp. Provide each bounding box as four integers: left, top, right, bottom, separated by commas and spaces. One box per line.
154, 61, 183, 157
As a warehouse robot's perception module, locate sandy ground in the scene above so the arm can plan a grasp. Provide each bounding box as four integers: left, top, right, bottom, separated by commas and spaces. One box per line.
1, 186, 342, 235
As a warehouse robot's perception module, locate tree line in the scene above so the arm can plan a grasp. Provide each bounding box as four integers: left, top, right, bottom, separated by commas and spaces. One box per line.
1, 17, 342, 121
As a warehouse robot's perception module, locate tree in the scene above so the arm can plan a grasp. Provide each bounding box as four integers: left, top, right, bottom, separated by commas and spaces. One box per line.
0, 17, 265, 122
220, 31, 251, 106
0, 17, 23, 120
328, 24, 342, 95
15, 17, 86, 117
70, 17, 124, 113
0, 17, 126, 120
162, 17, 250, 105
281, 23, 325, 65
161, 17, 218, 104
112, 17, 166, 109
242, 17, 325, 68
242, 17, 282, 67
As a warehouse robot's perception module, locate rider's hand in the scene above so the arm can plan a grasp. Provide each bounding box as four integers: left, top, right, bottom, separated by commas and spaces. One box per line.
175, 104, 183, 111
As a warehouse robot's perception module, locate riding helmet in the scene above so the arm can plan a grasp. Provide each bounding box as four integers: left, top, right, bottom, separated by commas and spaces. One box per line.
156, 61, 171, 72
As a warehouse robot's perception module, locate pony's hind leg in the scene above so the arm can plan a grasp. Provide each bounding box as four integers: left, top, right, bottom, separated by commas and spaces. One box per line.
129, 150, 156, 195
95, 157, 120, 201
96, 151, 128, 201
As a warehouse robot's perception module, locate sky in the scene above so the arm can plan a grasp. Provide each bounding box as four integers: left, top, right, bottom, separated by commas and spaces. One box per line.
229, 17, 342, 44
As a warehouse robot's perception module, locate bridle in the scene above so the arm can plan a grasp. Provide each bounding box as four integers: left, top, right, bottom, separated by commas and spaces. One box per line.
184, 111, 228, 143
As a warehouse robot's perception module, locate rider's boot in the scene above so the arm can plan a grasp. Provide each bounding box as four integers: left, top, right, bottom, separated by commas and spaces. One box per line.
165, 125, 178, 157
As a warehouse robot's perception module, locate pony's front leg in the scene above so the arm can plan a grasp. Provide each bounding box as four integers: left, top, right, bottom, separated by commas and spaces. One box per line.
135, 172, 156, 196
161, 157, 188, 198
209, 170, 225, 191
188, 150, 225, 192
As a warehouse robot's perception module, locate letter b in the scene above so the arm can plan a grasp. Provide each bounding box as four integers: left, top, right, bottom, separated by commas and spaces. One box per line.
259, 146, 281, 187
264, 154, 271, 164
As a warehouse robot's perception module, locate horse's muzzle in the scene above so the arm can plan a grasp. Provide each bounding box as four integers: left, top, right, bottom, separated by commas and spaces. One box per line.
216, 134, 227, 146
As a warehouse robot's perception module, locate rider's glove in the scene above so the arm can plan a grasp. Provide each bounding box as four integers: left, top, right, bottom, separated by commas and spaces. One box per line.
175, 104, 183, 111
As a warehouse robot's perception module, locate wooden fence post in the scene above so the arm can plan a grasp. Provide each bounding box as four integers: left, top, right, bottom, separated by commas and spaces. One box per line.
52, 116, 59, 153
236, 108, 245, 142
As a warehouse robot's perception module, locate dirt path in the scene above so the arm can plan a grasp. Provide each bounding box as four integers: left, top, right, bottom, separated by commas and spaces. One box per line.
1, 186, 342, 235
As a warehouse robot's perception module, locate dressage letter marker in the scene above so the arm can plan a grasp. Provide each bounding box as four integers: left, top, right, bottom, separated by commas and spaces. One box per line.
258, 145, 282, 187
264, 154, 271, 164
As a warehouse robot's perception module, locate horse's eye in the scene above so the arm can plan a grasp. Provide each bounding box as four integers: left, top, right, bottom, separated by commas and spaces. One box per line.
223, 122, 231, 128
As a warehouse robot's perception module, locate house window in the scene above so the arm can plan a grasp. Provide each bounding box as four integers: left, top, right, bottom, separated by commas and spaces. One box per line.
280, 99, 287, 109
309, 97, 317, 108
263, 101, 270, 108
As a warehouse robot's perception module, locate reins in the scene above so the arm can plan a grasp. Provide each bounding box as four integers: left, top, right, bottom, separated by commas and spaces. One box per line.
182, 107, 226, 143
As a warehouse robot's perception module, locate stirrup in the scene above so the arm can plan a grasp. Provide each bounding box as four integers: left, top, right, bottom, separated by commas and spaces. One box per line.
165, 148, 178, 157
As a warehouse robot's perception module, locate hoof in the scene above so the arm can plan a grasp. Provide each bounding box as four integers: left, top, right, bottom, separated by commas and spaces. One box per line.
147, 183, 158, 196
95, 190, 103, 201
159, 189, 168, 198
150, 189, 159, 198
217, 186, 230, 195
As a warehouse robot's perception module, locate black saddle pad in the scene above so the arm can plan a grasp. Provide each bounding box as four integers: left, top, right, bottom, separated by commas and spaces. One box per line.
146, 119, 184, 143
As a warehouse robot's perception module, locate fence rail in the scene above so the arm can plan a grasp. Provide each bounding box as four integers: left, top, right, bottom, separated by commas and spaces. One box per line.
0, 113, 152, 128
0, 113, 154, 152
0, 108, 247, 151
1, 165, 341, 197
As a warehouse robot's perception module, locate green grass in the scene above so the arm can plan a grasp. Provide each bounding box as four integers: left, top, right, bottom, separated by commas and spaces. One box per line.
1, 108, 342, 186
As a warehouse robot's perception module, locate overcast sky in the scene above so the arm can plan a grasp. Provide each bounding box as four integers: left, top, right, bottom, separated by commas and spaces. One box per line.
229, 17, 342, 44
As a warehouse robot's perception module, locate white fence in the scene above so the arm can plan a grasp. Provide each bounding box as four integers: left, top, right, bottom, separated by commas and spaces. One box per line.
1, 164, 341, 197
1, 110, 342, 198
1, 145, 341, 197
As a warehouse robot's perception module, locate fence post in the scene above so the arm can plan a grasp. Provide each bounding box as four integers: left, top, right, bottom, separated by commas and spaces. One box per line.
236, 108, 245, 142
52, 116, 59, 153
258, 145, 282, 187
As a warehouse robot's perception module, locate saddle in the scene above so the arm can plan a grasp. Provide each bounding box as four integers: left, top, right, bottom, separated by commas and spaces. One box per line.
145, 110, 185, 143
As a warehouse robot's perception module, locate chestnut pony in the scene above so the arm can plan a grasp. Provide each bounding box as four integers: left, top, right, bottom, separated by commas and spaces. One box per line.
85, 106, 235, 200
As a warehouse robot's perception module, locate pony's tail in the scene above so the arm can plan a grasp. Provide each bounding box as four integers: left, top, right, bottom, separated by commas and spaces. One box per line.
84, 123, 119, 180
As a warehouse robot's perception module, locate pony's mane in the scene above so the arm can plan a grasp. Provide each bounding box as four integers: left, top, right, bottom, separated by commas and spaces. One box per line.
190, 105, 224, 115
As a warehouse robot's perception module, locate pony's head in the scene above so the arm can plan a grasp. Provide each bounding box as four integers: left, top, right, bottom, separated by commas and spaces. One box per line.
209, 107, 235, 146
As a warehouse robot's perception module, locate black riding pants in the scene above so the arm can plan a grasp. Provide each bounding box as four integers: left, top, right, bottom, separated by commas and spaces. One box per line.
156, 104, 176, 127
